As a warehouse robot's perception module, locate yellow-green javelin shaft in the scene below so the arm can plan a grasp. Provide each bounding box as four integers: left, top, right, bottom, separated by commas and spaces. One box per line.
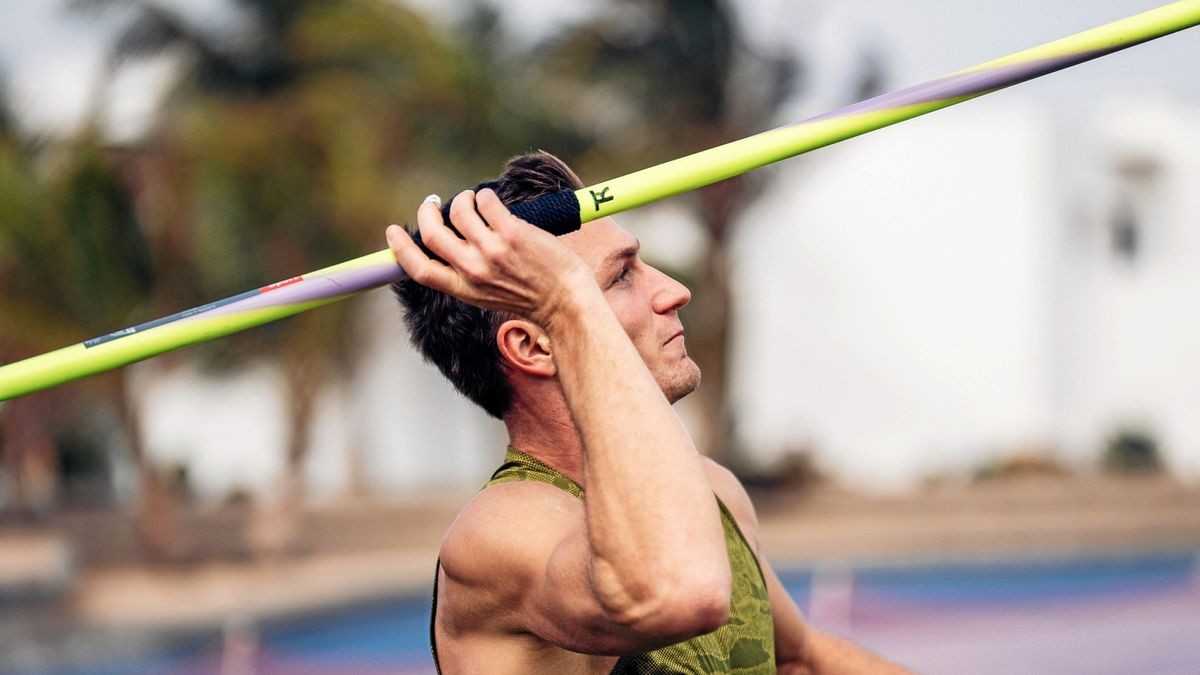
580, 0, 1200, 222
0, 250, 399, 400
2, 0, 1199, 401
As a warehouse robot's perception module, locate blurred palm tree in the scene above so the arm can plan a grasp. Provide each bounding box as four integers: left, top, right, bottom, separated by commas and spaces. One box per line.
71, 0, 414, 554
0, 99, 158, 526
0, 77, 61, 518
534, 0, 798, 464
70, 0, 582, 554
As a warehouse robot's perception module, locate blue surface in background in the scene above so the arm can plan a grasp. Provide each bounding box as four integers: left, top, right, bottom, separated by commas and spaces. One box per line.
779, 551, 1199, 608
36, 551, 1200, 674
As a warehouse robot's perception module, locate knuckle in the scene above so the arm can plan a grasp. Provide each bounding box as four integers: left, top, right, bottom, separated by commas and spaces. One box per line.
410, 265, 436, 285
479, 240, 507, 264
417, 219, 438, 239
494, 222, 518, 244
420, 226, 451, 253
460, 260, 488, 284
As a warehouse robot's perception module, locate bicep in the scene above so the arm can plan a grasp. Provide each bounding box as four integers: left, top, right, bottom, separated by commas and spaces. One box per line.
521, 522, 660, 654
526, 514, 722, 654
442, 483, 686, 656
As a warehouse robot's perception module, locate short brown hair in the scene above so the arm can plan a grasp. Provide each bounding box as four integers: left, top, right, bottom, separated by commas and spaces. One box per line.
391, 152, 584, 418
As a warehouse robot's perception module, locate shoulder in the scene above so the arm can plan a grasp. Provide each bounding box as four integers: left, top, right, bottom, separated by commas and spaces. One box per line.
700, 457, 760, 545
439, 480, 586, 601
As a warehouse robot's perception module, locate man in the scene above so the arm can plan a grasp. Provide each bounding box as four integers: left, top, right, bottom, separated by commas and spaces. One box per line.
386, 152, 908, 673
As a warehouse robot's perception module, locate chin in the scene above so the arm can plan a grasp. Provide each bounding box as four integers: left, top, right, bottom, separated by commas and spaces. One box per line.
663, 360, 701, 404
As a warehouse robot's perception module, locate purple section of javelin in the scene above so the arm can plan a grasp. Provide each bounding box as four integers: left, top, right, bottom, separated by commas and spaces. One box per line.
202, 262, 408, 319
804, 43, 1126, 124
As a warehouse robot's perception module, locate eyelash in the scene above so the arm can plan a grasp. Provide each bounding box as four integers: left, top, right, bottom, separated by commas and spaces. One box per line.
614, 266, 631, 284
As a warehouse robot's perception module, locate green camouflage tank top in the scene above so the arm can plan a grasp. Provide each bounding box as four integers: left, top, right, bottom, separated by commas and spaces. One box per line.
430, 447, 776, 674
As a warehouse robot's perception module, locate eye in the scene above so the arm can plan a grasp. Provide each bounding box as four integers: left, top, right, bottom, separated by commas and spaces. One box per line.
613, 265, 631, 285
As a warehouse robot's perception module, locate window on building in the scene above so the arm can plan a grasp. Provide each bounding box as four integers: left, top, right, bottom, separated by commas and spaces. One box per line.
1109, 155, 1161, 267
1110, 194, 1139, 262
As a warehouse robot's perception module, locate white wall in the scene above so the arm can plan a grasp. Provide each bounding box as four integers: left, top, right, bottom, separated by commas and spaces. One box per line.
344, 290, 507, 492
1054, 99, 1200, 479
134, 362, 290, 501
134, 290, 506, 502
729, 101, 1059, 488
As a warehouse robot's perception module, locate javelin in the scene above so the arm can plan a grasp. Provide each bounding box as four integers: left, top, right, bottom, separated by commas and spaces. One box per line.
3, 1, 1199, 402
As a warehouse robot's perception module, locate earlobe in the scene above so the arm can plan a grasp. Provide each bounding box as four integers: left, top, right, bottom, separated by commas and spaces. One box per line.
497, 320, 556, 378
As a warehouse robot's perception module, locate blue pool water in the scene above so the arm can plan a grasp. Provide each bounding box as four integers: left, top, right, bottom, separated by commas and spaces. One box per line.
40, 551, 1200, 675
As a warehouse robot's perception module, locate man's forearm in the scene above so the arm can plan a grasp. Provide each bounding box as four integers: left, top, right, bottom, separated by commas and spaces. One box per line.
546, 285, 730, 630
793, 630, 912, 675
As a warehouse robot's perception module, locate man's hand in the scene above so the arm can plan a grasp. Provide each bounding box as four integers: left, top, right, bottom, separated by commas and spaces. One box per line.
387, 189, 593, 327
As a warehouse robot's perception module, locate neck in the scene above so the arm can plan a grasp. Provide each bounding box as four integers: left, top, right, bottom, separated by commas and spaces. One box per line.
503, 388, 586, 486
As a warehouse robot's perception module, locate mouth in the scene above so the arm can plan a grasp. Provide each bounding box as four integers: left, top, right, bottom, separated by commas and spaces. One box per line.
664, 330, 685, 345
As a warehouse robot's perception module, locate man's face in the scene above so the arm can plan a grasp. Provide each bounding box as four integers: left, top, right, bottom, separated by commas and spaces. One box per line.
563, 218, 701, 403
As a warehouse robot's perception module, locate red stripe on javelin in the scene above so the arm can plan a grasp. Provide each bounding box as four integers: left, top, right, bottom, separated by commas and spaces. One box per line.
258, 276, 304, 294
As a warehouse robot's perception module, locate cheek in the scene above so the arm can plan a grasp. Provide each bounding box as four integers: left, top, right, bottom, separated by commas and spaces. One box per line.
608, 295, 649, 336
606, 289, 668, 362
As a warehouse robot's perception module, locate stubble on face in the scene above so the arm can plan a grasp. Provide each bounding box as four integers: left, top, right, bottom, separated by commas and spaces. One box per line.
657, 348, 701, 404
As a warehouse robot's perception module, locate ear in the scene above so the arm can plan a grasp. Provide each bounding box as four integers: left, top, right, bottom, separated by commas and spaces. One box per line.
497, 319, 556, 378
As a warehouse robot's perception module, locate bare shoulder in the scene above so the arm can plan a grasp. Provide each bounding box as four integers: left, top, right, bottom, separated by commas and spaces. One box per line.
700, 457, 760, 543
440, 480, 586, 599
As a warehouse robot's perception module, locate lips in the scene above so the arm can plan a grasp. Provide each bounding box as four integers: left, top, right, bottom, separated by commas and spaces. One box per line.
664, 330, 685, 345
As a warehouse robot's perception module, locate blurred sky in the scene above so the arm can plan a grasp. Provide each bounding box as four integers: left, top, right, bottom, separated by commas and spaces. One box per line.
3, 1, 1200, 138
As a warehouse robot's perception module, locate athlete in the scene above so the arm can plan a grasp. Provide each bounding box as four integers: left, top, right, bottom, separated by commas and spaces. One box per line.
386, 152, 909, 673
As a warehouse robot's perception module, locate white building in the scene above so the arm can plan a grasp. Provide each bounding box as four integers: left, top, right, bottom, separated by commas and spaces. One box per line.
729, 96, 1200, 488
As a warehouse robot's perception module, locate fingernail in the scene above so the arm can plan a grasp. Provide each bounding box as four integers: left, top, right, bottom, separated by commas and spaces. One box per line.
386, 224, 399, 241
423, 194, 441, 205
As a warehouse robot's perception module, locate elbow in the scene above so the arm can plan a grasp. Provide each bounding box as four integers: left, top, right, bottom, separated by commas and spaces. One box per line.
621, 580, 732, 643
596, 562, 732, 644
672, 580, 732, 637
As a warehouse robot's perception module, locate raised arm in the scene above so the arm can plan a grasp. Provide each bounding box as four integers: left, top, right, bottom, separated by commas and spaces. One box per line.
388, 189, 730, 653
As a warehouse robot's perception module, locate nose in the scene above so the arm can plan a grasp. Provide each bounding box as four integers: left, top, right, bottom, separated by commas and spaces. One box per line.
650, 266, 692, 315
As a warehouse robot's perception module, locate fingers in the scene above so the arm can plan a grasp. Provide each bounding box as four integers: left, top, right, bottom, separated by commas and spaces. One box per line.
448, 190, 497, 245
475, 188, 526, 241
386, 223, 458, 291
416, 193, 472, 263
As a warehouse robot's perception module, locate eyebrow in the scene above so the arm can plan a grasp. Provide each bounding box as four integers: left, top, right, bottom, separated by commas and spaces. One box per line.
600, 239, 641, 278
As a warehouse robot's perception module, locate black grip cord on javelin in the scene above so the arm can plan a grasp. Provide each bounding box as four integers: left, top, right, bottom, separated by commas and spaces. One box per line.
408, 185, 582, 263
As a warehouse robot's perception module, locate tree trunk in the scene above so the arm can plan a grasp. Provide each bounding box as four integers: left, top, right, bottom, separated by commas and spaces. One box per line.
687, 177, 749, 466
688, 250, 734, 463
245, 335, 321, 560
687, 155, 787, 476
109, 373, 187, 562
0, 390, 59, 520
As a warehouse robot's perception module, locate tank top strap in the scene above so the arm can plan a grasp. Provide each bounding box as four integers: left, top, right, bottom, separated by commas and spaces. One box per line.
484, 446, 584, 498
